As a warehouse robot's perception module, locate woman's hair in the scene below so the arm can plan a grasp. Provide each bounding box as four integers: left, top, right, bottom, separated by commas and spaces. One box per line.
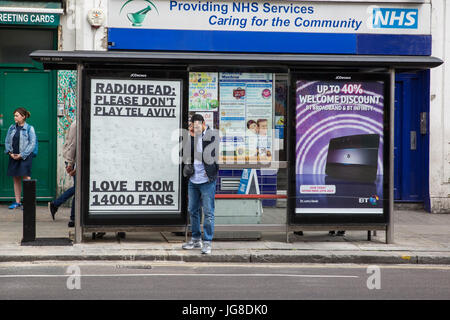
247, 120, 257, 129
13, 107, 31, 119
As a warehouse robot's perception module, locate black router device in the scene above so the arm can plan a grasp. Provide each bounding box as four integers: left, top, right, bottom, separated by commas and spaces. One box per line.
325, 134, 380, 183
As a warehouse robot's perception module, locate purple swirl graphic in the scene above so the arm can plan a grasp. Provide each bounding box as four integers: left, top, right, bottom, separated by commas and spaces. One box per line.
295, 80, 384, 175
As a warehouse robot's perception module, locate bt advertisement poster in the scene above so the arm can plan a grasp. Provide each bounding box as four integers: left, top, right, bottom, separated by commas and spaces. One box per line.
295, 79, 385, 215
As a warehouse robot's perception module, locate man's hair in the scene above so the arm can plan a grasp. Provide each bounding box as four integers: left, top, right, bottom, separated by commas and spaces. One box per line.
191, 114, 205, 123
257, 118, 267, 126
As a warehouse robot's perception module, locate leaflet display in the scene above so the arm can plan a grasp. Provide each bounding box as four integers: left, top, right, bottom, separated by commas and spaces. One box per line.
89, 78, 181, 214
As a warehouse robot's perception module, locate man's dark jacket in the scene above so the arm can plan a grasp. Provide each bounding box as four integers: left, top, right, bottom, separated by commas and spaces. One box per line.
183, 127, 219, 182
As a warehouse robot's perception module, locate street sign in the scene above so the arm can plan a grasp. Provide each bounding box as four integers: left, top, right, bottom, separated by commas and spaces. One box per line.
0, 11, 59, 26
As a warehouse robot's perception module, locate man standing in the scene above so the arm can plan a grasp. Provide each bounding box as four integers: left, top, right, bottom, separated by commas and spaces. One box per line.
182, 114, 219, 254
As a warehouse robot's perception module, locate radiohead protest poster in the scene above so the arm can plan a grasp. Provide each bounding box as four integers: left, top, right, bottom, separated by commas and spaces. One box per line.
292, 73, 390, 224
88, 77, 182, 215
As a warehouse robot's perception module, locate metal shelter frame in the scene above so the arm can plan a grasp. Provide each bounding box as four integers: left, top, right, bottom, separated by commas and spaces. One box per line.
30, 50, 443, 244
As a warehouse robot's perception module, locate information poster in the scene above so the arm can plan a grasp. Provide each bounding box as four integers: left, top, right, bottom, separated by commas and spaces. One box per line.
295, 79, 385, 215
189, 72, 219, 111
219, 73, 273, 162
89, 78, 181, 214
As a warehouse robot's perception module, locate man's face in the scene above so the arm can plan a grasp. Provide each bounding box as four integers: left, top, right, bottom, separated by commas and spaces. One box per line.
258, 120, 268, 135
193, 120, 205, 135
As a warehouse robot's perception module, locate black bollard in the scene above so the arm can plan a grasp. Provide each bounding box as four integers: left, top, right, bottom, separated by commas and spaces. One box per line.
22, 179, 36, 243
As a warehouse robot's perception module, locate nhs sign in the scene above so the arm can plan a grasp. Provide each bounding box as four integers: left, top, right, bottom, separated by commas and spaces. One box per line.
373, 8, 418, 29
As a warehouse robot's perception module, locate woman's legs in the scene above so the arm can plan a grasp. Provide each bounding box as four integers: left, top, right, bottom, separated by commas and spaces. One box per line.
13, 176, 22, 203
12, 176, 30, 203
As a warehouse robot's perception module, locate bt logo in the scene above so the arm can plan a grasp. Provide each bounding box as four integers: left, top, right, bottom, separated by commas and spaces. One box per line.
359, 195, 379, 205
372, 8, 418, 29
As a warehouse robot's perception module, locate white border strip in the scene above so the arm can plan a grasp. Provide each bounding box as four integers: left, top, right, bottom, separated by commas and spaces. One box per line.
296, 208, 383, 214
0, 7, 64, 14
0, 273, 359, 279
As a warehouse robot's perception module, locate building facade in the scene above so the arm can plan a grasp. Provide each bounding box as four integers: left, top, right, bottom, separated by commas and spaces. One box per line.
1, 0, 448, 213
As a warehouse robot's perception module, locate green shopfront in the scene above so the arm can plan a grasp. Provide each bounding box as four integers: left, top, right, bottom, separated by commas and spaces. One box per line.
0, 1, 62, 201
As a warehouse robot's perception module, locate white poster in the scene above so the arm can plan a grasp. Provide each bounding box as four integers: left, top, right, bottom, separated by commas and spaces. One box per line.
89, 78, 181, 214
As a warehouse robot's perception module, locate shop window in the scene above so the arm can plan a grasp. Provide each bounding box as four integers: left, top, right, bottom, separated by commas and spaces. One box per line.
0, 28, 54, 64
188, 72, 287, 164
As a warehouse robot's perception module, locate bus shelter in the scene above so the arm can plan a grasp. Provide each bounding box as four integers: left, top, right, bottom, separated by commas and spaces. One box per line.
30, 50, 442, 243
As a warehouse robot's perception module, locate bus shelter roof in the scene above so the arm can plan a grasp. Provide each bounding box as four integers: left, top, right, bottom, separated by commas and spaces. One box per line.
30, 50, 443, 72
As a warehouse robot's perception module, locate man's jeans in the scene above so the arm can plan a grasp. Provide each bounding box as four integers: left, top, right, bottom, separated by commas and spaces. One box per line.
188, 180, 216, 242
53, 176, 75, 221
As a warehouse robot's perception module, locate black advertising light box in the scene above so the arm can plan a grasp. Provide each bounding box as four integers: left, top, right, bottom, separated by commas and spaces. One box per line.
289, 72, 390, 225
80, 68, 188, 226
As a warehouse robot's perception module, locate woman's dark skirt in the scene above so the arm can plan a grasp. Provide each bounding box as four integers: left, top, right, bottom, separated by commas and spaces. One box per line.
7, 156, 32, 177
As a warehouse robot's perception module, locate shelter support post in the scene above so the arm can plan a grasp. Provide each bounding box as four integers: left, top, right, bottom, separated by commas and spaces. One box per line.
386, 68, 395, 244
75, 63, 83, 244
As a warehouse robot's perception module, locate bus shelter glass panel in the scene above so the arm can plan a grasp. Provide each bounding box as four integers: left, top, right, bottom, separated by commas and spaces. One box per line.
188, 72, 275, 164
187, 71, 287, 228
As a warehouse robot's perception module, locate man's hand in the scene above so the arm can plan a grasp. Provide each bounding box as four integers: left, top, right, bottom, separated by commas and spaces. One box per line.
68, 168, 76, 176
66, 165, 76, 176
11, 154, 21, 160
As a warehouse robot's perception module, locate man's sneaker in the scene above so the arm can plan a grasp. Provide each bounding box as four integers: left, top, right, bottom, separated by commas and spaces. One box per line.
182, 239, 202, 250
201, 242, 212, 254
8, 202, 22, 209
95, 232, 106, 239
48, 202, 58, 220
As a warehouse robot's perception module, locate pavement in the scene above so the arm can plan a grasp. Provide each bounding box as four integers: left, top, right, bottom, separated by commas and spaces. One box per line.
0, 203, 449, 265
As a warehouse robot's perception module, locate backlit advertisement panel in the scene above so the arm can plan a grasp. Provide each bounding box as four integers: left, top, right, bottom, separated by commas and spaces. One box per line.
290, 73, 390, 224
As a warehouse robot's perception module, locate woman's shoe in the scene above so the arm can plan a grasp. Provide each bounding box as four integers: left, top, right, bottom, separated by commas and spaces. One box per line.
8, 202, 22, 209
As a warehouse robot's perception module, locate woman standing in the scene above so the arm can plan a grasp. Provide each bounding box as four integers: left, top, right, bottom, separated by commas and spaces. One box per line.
4, 107, 36, 209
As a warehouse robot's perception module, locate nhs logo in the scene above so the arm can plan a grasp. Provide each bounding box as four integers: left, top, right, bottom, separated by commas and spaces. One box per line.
372, 8, 418, 29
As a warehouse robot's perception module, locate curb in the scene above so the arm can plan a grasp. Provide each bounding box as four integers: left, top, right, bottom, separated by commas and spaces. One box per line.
1, 250, 450, 265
